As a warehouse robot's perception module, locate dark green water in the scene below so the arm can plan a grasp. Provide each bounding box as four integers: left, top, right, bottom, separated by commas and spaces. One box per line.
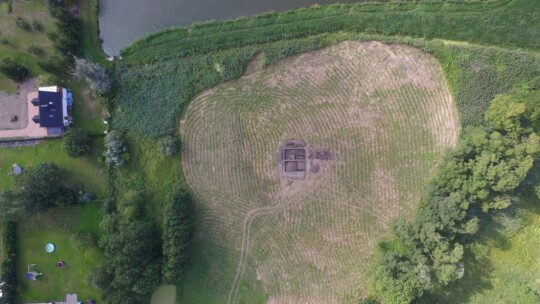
99, 0, 359, 55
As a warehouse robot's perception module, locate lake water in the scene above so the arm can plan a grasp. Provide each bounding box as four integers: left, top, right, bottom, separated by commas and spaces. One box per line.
98, 0, 360, 55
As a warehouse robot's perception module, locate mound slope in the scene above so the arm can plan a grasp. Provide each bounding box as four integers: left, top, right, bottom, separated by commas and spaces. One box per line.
180, 41, 459, 303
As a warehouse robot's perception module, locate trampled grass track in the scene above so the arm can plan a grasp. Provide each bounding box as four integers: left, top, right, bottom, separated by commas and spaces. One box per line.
180, 41, 459, 303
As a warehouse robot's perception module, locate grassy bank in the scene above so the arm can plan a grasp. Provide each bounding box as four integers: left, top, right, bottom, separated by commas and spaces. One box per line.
79, 0, 107, 63
123, 0, 538, 63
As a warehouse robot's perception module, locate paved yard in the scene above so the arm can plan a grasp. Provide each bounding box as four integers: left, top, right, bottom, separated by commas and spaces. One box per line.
0, 79, 34, 130
0, 79, 47, 140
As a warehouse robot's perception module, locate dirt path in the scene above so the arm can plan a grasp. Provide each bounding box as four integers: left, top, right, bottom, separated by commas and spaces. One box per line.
226, 200, 391, 304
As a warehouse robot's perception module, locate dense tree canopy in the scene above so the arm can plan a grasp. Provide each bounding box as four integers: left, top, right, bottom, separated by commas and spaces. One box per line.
0, 163, 75, 219
162, 187, 194, 283
369, 82, 540, 303
99, 221, 163, 304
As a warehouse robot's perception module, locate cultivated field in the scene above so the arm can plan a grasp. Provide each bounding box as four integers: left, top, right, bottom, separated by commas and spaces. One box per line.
180, 41, 459, 303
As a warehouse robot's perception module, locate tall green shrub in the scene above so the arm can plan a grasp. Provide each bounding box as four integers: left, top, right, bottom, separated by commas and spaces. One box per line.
162, 187, 194, 283
0, 221, 17, 304
0, 58, 28, 82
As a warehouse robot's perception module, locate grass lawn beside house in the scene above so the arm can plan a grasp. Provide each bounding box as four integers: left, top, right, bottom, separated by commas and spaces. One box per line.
0, 138, 107, 197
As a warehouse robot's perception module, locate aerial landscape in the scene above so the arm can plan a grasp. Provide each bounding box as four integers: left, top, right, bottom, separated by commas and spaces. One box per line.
0, 0, 538, 304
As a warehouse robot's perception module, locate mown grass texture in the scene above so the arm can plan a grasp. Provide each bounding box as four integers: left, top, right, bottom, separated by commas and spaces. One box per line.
179, 41, 459, 303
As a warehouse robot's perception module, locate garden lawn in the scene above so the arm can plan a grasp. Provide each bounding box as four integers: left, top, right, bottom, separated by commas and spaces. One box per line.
69, 80, 107, 135
16, 201, 103, 302
0, 138, 107, 197
16, 231, 102, 302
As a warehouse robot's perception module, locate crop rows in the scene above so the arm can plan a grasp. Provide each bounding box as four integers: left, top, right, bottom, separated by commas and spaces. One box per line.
181, 41, 459, 303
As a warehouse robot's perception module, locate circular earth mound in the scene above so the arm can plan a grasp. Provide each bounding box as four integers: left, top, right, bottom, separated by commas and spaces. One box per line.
181, 41, 459, 303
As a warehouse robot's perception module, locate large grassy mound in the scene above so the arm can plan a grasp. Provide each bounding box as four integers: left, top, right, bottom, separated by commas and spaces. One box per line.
180, 41, 459, 303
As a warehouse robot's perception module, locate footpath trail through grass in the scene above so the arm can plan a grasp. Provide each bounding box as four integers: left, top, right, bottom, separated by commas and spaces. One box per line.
180, 41, 459, 303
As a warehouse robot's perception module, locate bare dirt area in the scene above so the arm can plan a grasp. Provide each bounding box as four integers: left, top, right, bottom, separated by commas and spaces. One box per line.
0, 79, 35, 130
180, 41, 459, 303
0, 78, 47, 140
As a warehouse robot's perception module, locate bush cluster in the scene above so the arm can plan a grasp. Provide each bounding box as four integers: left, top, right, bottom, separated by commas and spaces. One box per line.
0, 58, 28, 82
158, 135, 179, 156
63, 128, 91, 158
93, 192, 163, 304
51, 8, 81, 57
73, 57, 111, 95
369, 82, 540, 304
104, 131, 128, 167
0, 221, 17, 304
27, 45, 45, 56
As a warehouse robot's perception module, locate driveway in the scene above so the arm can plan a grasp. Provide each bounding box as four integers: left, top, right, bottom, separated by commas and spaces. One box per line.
0, 80, 47, 140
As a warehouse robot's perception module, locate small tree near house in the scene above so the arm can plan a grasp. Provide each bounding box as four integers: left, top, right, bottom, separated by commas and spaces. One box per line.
104, 130, 127, 167
63, 128, 91, 158
73, 57, 111, 95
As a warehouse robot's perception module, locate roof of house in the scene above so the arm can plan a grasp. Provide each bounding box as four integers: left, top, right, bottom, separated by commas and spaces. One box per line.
38, 89, 64, 128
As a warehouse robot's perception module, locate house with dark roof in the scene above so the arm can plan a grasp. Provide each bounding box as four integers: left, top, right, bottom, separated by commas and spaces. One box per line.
31, 86, 73, 136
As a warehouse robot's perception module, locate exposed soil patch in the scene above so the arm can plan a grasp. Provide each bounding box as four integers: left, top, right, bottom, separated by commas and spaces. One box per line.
244, 52, 264, 76
0, 78, 36, 130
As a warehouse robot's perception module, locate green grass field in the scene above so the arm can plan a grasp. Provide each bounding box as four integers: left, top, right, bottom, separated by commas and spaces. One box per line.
179, 41, 459, 303
0, 138, 107, 197
15, 203, 103, 302
0, 0, 56, 92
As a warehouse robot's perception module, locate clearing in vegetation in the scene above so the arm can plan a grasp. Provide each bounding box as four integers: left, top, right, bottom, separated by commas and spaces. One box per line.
180, 41, 459, 303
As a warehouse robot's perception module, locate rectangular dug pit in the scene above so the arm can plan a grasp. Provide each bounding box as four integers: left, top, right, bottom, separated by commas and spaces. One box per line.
283, 148, 307, 174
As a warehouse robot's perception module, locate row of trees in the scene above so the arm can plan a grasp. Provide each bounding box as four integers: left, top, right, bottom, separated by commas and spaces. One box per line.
368, 81, 540, 303
162, 187, 194, 283
89, 185, 194, 304
0, 221, 17, 304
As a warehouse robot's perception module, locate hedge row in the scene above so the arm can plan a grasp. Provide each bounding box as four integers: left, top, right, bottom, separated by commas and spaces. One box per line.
0, 221, 17, 304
